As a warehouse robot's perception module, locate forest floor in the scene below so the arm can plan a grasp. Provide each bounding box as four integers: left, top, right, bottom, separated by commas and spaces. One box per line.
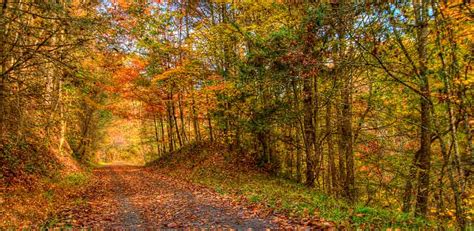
2, 143, 433, 229
52, 164, 309, 229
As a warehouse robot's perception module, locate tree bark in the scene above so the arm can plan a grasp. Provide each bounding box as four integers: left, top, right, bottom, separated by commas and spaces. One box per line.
414, 0, 432, 217
303, 76, 315, 187
326, 101, 337, 192
153, 114, 161, 156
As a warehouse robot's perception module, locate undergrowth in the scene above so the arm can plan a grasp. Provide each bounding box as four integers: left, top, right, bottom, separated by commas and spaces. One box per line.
0, 137, 59, 186
1, 171, 92, 229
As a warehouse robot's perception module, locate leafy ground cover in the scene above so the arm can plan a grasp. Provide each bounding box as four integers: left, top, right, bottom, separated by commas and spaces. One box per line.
0, 171, 92, 228
0, 135, 92, 228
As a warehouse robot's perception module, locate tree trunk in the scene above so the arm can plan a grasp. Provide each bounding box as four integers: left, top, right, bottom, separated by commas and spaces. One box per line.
191, 92, 201, 142
313, 71, 322, 187
153, 114, 161, 156
159, 116, 166, 153
206, 94, 214, 142
295, 125, 303, 183
178, 92, 187, 144
402, 149, 421, 213
326, 101, 337, 192
303, 76, 315, 187
414, 0, 431, 217
341, 72, 355, 200
167, 95, 175, 152
336, 101, 346, 195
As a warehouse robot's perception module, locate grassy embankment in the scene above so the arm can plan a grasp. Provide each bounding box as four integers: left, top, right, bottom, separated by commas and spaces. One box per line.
149, 143, 433, 229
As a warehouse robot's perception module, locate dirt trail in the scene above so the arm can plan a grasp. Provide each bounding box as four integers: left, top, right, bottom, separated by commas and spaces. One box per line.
59, 165, 278, 229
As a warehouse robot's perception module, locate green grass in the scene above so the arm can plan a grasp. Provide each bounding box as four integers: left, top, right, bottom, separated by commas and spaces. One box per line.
43, 189, 55, 202
60, 172, 89, 187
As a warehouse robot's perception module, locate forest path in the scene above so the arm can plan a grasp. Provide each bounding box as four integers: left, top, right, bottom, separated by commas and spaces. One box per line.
59, 165, 278, 229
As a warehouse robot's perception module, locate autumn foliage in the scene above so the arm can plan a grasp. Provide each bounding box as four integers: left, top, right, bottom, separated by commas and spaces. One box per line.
1, 1, 472, 229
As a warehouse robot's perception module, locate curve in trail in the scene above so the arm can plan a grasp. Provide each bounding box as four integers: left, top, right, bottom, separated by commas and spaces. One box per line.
59, 165, 278, 229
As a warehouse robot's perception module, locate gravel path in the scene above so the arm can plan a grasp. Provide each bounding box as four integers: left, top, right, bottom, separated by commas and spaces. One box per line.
59, 165, 278, 229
